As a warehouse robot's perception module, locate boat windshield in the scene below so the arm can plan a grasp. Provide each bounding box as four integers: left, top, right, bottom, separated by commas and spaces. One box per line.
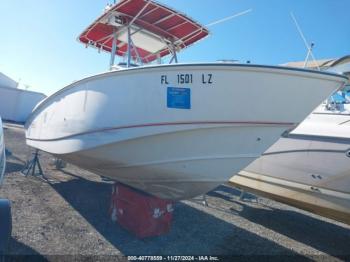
322, 84, 350, 113
330, 85, 350, 103
319, 59, 350, 114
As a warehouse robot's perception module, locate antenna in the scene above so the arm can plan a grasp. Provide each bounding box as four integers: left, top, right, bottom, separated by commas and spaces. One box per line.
206, 9, 252, 27
290, 12, 320, 71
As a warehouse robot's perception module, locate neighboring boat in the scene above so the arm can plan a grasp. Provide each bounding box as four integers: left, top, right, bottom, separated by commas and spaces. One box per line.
0, 116, 11, 255
231, 56, 350, 224
25, 0, 347, 200
0, 117, 5, 185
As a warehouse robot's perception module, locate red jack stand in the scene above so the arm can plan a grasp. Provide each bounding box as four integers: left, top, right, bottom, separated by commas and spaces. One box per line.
109, 182, 174, 238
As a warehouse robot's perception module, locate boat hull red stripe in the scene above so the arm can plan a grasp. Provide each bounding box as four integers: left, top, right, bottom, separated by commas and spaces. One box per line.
27, 121, 295, 142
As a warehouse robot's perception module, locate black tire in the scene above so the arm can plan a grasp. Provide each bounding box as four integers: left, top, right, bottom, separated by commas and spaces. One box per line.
0, 199, 11, 256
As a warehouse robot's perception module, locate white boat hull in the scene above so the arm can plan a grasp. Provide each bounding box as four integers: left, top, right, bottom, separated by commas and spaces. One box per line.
232, 113, 350, 224
61, 124, 287, 199
25, 64, 347, 199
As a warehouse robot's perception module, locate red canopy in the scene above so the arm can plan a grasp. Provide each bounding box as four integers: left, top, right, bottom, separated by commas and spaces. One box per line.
78, 0, 209, 63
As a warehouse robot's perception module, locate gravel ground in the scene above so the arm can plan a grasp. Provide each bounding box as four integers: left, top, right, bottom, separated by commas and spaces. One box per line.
1, 124, 350, 261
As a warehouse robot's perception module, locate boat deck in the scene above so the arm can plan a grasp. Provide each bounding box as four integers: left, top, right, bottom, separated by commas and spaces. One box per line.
1, 124, 350, 260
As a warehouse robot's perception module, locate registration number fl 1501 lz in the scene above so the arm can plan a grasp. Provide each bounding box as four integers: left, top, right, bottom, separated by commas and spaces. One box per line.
161, 74, 213, 85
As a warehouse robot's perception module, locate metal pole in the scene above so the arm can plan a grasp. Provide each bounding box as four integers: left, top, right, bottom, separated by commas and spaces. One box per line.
157, 54, 161, 64
290, 12, 320, 71
129, 37, 142, 65
110, 30, 118, 69
172, 45, 178, 63
127, 26, 131, 67
303, 43, 313, 68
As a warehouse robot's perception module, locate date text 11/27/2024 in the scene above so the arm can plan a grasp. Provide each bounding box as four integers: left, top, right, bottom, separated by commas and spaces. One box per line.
161, 74, 213, 85
128, 255, 219, 261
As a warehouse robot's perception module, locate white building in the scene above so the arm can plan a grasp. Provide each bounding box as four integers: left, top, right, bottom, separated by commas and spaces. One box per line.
0, 72, 46, 123
0, 72, 18, 89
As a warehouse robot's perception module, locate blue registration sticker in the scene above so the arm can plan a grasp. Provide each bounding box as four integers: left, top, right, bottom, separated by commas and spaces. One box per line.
167, 87, 191, 109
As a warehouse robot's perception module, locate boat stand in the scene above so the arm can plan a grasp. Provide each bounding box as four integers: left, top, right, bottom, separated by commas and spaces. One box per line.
192, 194, 209, 207
21, 150, 45, 179
237, 188, 258, 203
239, 189, 245, 200
52, 158, 66, 170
